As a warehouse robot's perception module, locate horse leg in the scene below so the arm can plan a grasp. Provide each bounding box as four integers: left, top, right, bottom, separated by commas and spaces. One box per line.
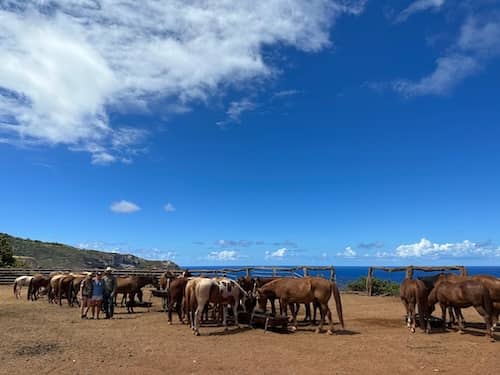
453, 306, 465, 334
474, 306, 494, 341
448, 307, 456, 328
304, 303, 311, 323
223, 304, 229, 332
440, 303, 447, 331
401, 299, 411, 328
316, 303, 327, 334
409, 302, 416, 333
326, 305, 334, 335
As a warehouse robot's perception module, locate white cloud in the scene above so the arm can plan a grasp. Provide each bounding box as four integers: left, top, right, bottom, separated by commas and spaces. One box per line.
395, 0, 445, 23
336, 246, 357, 258
393, 15, 500, 96
395, 238, 496, 258
0, 1, 365, 163
216, 98, 256, 126
208, 250, 239, 261
265, 247, 288, 259
163, 203, 176, 212
110, 200, 141, 214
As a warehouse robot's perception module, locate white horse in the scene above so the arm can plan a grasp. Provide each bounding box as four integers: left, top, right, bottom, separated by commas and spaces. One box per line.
13, 276, 33, 299
185, 277, 247, 336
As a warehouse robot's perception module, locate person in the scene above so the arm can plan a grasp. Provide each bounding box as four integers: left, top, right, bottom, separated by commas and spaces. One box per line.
80, 272, 93, 319
103, 267, 117, 319
91, 272, 104, 319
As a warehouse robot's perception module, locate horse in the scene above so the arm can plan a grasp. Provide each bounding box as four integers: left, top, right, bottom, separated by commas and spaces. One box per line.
116, 275, 157, 313
185, 277, 247, 336
428, 279, 496, 341
47, 273, 68, 304
13, 276, 33, 299
256, 277, 344, 335
419, 273, 466, 327
471, 275, 500, 329
27, 274, 49, 301
166, 277, 189, 324
159, 271, 176, 290
400, 278, 431, 333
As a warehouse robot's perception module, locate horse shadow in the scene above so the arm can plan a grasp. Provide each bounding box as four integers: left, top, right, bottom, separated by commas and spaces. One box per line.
208, 326, 254, 336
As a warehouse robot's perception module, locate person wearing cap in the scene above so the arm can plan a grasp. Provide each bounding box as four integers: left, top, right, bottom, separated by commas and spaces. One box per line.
80, 272, 93, 319
103, 267, 117, 319
91, 272, 104, 319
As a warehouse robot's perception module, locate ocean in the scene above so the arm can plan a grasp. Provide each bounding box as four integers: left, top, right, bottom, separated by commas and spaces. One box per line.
184, 265, 500, 287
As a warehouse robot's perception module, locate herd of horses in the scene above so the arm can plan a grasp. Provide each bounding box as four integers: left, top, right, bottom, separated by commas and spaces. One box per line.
11, 269, 500, 340
400, 273, 500, 341
13, 272, 157, 311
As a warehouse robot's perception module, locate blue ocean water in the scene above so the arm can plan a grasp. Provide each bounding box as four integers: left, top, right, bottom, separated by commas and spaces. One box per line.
184, 265, 500, 288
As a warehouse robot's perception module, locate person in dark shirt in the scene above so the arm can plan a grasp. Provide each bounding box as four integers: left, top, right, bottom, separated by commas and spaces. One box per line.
103, 267, 117, 319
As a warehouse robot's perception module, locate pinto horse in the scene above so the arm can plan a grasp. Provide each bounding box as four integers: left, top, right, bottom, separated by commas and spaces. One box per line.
256, 277, 344, 335
13, 276, 33, 299
185, 277, 247, 336
428, 280, 496, 341
400, 278, 430, 333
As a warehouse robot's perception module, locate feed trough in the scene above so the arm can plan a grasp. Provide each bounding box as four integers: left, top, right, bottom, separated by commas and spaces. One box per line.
250, 310, 289, 332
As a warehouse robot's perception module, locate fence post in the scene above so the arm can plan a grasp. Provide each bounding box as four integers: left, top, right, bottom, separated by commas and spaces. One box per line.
272, 268, 277, 277
303, 267, 308, 277
366, 267, 373, 296
329, 266, 335, 282
459, 266, 468, 276
245, 268, 250, 277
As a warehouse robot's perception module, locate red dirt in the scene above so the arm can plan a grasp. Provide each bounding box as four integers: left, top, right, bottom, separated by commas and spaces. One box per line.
0, 286, 498, 374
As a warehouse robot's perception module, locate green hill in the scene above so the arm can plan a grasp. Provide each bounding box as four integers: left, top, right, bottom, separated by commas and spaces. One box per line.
1, 233, 179, 270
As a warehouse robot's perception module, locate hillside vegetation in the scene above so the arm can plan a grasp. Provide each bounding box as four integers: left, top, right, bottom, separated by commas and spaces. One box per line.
1, 233, 179, 270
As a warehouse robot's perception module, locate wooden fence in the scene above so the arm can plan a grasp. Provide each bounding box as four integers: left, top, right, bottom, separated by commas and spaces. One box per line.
0, 265, 335, 285
365, 265, 467, 296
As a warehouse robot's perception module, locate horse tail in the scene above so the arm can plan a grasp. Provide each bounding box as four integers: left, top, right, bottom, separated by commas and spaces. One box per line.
27, 278, 33, 301
331, 282, 344, 330
13, 280, 18, 298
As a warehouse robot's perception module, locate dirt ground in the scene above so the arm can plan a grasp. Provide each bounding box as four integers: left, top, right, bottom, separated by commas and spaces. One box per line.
0, 285, 498, 375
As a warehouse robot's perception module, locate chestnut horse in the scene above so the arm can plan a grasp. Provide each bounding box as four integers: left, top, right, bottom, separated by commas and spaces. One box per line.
400, 278, 430, 333
166, 277, 189, 324
428, 279, 496, 341
256, 277, 344, 335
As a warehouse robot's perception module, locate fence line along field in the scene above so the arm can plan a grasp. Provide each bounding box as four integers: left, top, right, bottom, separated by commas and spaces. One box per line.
1, 274, 499, 374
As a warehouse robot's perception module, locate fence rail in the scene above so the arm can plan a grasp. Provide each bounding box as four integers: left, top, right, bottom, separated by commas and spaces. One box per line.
0, 266, 336, 285
365, 265, 467, 296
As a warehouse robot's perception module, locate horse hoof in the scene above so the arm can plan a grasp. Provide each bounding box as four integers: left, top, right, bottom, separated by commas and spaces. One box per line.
194, 331, 200, 336
458, 330, 465, 335
167, 321, 172, 325
327, 330, 333, 335
315, 328, 321, 334
411, 328, 415, 333
290, 326, 297, 332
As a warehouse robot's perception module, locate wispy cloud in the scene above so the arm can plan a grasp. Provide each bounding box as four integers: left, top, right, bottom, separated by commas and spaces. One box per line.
272, 89, 300, 99
395, 0, 445, 23
163, 203, 176, 212
336, 246, 357, 258
265, 247, 289, 259
393, 14, 500, 96
110, 200, 141, 214
0, 1, 365, 163
216, 98, 256, 127
358, 241, 384, 249
215, 239, 254, 248
208, 250, 240, 261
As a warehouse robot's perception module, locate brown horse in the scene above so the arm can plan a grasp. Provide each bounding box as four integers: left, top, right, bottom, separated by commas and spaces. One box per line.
256, 277, 344, 334
166, 277, 189, 324
428, 280, 496, 341
27, 274, 49, 301
116, 275, 157, 312
400, 279, 430, 333
159, 271, 176, 290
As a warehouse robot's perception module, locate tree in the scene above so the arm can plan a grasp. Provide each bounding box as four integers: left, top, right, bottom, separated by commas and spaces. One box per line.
0, 235, 15, 266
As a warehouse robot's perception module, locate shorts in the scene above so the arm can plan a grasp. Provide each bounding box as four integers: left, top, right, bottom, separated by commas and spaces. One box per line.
92, 296, 103, 302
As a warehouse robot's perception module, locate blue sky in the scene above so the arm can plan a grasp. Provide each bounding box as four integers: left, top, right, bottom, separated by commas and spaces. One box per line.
1, 0, 500, 266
